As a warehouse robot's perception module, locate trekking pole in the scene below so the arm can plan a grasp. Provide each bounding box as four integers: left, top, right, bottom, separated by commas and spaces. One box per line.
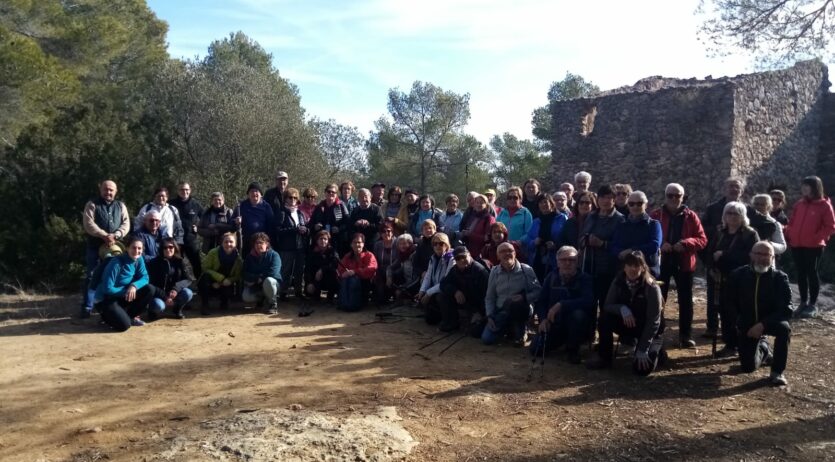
527, 328, 545, 382
418, 331, 455, 350
234, 195, 242, 252
438, 332, 468, 356
712, 274, 721, 358
539, 330, 547, 380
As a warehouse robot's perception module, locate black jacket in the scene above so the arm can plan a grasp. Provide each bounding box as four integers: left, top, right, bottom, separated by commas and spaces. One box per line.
274, 207, 308, 251
304, 246, 340, 282
727, 265, 793, 331
349, 204, 383, 244
147, 256, 193, 293
170, 197, 203, 242
706, 226, 759, 275
440, 260, 489, 313
197, 206, 235, 253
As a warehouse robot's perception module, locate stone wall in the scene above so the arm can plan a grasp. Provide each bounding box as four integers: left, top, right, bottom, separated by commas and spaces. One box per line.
549, 60, 831, 213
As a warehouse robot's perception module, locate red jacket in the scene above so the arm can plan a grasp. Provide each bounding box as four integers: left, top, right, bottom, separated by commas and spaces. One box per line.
650, 206, 707, 272
785, 197, 835, 248
463, 212, 496, 257
338, 250, 378, 280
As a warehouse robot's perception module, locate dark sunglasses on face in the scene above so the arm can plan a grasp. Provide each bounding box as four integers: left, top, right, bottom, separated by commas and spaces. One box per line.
628, 202, 645, 207
163, 245, 175, 250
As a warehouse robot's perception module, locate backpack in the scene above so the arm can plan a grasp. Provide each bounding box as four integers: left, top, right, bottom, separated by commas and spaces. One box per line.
89, 256, 116, 292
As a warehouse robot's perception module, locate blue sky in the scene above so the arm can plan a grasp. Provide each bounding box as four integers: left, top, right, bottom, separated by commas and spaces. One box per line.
147, 0, 758, 144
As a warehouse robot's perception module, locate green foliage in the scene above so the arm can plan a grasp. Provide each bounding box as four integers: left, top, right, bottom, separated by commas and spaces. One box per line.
531, 72, 600, 151
489, 133, 550, 191
309, 118, 368, 180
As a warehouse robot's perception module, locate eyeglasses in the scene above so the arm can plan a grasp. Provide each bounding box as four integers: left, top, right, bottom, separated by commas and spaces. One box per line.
666, 193, 682, 199
627, 202, 645, 207
325, 190, 337, 195
162, 245, 175, 250
454, 255, 468, 261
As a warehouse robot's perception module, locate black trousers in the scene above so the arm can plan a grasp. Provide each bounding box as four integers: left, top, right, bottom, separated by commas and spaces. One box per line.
439, 292, 485, 336
198, 274, 235, 307
531, 308, 592, 356
659, 267, 694, 338
598, 312, 665, 376
792, 247, 823, 304
94, 285, 155, 332
738, 320, 790, 375
181, 236, 202, 278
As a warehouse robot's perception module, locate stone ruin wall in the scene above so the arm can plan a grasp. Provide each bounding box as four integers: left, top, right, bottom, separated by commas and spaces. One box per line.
549, 60, 832, 213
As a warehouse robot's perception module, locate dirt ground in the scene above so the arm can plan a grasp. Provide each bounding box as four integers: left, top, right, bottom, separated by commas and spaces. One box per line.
1, 282, 834, 462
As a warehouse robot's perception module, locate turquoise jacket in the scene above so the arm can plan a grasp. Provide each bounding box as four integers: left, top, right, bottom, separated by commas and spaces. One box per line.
497, 207, 533, 242
94, 254, 149, 302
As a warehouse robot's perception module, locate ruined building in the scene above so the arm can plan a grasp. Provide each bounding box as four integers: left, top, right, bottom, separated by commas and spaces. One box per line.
549, 60, 834, 211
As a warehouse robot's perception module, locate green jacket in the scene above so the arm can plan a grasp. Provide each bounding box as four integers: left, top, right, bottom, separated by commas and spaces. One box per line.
202, 247, 243, 283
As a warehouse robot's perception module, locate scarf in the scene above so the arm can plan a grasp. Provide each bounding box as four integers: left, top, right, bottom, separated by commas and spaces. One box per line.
219, 248, 238, 273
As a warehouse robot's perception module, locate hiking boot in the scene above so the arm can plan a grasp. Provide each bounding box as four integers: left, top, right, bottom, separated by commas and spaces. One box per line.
715, 345, 737, 358
797, 304, 817, 319
769, 372, 788, 386
701, 328, 717, 339
680, 337, 696, 349
131, 316, 146, 327
586, 355, 612, 370
266, 302, 278, 315
79, 307, 92, 319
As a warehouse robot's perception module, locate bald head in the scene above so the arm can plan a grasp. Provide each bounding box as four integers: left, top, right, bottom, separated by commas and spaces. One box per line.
100, 180, 117, 203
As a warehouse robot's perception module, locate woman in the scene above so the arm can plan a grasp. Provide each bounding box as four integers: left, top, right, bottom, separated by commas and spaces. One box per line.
460, 194, 496, 258
305, 230, 340, 302
554, 191, 573, 218
135, 187, 184, 243
768, 189, 789, 226
560, 191, 597, 251
396, 189, 420, 233
199, 232, 242, 315
373, 223, 397, 304
339, 180, 358, 213
387, 233, 421, 299
706, 201, 759, 356
496, 187, 533, 242
526, 194, 568, 279
785, 176, 835, 318
384, 186, 404, 232
300, 187, 319, 222
147, 237, 194, 319
409, 194, 444, 236
750, 194, 787, 256
415, 233, 453, 325
337, 233, 378, 311
197, 192, 235, 253
275, 188, 309, 300
522, 178, 544, 219
439, 194, 464, 244
587, 251, 666, 375
93, 236, 156, 331
310, 183, 350, 255
480, 222, 522, 269
412, 219, 438, 275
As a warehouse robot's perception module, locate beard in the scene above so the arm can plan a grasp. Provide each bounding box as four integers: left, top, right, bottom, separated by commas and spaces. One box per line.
753, 263, 770, 274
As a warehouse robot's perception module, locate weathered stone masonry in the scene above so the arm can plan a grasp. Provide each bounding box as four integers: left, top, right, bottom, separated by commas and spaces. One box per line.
549, 60, 833, 212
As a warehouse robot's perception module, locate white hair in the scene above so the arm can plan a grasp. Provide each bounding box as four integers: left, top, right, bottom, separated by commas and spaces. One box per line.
574, 171, 592, 182
629, 191, 648, 203
722, 201, 750, 227
396, 233, 414, 245
752, 194, 773, 212
145, 210, 161, 220
553, 191, 567, 200
357, 188, 371, 197
557, 246, 578, 257
665, 183, 685, 195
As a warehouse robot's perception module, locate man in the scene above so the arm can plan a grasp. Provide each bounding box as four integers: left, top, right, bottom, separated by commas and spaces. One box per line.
439, 246, 489, 335
242, 232, 282, 314
611, 191, 662, 277
482, 242, 541, 346
349, 188, 382, 245
134, 211, 165, 263
170, 182, 203, 277
531, 246, 594, 364
81, 180, 130, 318
483, 188, 500, 217
726, 241, 792, 386
371, 182, 386, 207
234, 182, 274, 256
264, 170, 289, 215
582, 185, 625, 312
573, 171, 592, 203
522, 179, 544, 219
613, 183, 632, 216
651, 183, 707, 348
559, 182, 576, 211
701, 177, 746, 338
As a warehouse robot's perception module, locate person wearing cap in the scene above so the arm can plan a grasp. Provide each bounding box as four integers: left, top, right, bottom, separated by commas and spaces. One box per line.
483, 188, 500, 217
198, 192, 235, 253
496, 186, 533, 242
370, 182, 386, 208
439, 246, 489, 335
134, 210, 167, 263
482, 242, 541, 346
242, 232, 282, 314
339, 180, 358, 213
264, 170, 289, 215
170, 182, 204, 277
233, 182, 274, 256
531, 246, 594, 364
81, 179, 130, 318
415, 233, 454, 325
522, 179, 544, 219
310, 182, 350, 255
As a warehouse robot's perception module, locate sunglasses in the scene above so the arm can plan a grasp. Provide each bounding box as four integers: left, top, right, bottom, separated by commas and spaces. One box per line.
666, 193, 682, 199
325, 190, 337, 194
162, 245, 175, 250
288, 196, 299, 200
627, 202, 645, 207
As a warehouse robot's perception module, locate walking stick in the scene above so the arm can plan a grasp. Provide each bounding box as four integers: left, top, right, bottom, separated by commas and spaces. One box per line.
418, 331, 455, 350
234, 195, 243, 252
527, 329, 547, 382
438, 332, 468, 356
712, 273, 722, 357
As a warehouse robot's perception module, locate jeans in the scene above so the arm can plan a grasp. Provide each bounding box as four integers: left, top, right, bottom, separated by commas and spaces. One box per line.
738, 320, 791, 375
481, 298, 531, 345
338, 276, 371, 312
659, 268, 694, 339
151, 288, 193, 314
242, 277, 279, 304
81, 245, 101, 310
792, 247, 823, 305
94, 285, 155, 332
279, 249, 305, 295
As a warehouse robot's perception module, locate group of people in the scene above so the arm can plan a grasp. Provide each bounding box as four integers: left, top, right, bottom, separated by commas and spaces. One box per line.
81, 170, 835, 386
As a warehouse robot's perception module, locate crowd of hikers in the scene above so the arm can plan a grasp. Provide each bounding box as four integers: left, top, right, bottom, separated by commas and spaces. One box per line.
81, 171, 835, 386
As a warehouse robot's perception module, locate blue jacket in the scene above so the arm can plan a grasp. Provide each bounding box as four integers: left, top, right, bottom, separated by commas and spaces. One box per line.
497, 207, 533, 242
410, 208, 444, 236
610, 213, 662, 276
534, 270, 594, 321
243, 249, 282, 284
94, 254, 149, 303
525, 212, 568, 272
135, 225, 166, 263
234, 199, 274, 239
439, 210, 464, 242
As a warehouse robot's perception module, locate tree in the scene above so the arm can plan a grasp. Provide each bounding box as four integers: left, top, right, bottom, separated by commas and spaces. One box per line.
699, 0, 835, 66
309, 118, 368, 179
531, 72, 600, 151
382, 81, 471, 192
489, 133, 550, 190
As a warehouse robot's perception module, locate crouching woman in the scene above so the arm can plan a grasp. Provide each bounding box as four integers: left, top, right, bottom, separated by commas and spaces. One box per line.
337, 233, 378, 311
587, 250, 666, 375
93, 236, 156, 331
147, 237, 194, 319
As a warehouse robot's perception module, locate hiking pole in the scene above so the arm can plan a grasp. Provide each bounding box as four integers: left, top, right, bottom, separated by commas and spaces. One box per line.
438, 332, 468, 356
538, 330, 547, 381
712, 274, 721, 358
527, 329, 545, 382
418, 331, 455, 350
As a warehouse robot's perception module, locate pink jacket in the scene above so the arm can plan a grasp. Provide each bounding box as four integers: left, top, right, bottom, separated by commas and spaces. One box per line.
785, 197, 835, 248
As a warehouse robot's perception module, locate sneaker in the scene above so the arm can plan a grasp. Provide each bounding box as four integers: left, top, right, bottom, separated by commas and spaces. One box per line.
715, 345, 737, 358
798, 304, 817, 319
266, 302, 278, 315
680, 337, 696, 349
79, 307, 92, 319
586, 355, 612, 370
131, 316, 146, 327
701, 328, 718, 339
769, 372, 788, 386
